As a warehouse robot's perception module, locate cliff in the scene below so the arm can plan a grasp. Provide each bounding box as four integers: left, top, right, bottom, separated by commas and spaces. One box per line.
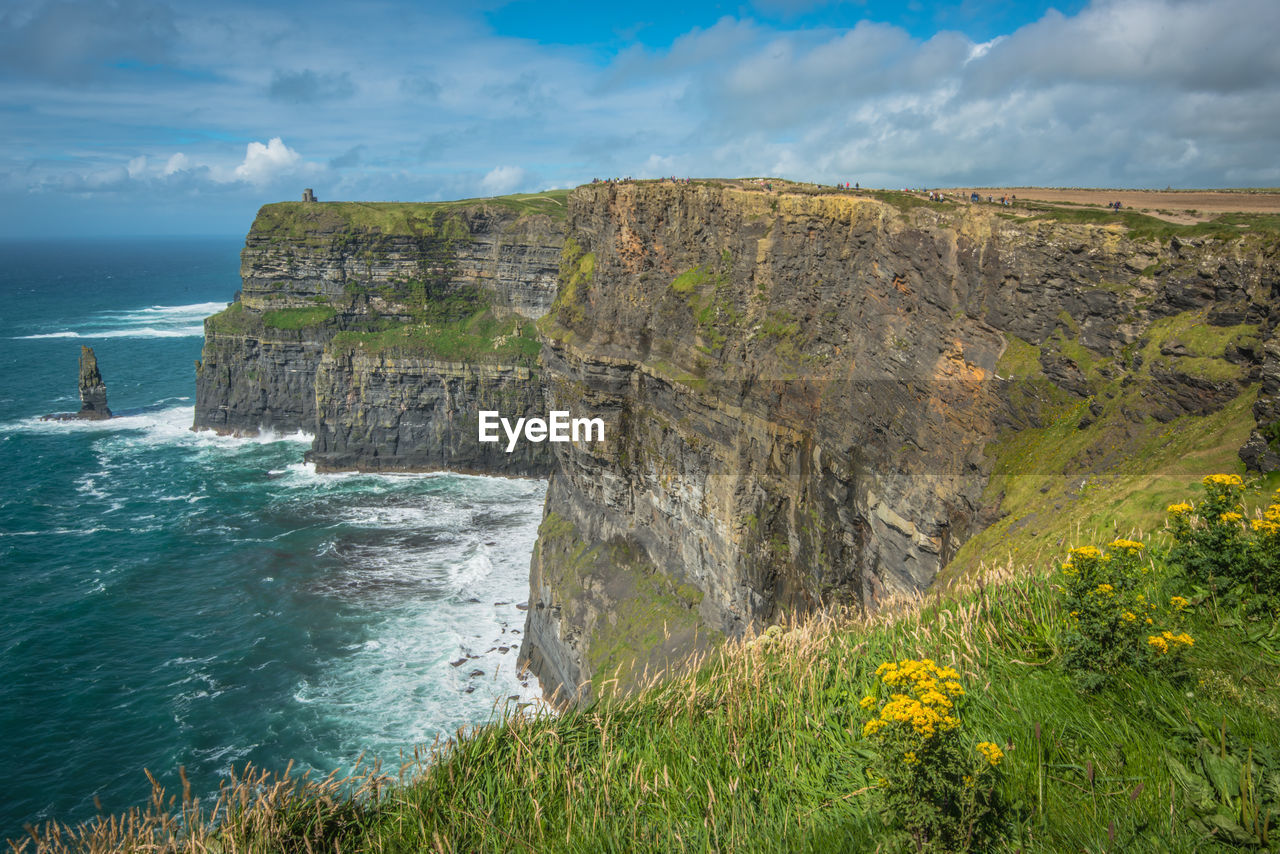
193, 183, 1280, 706
519, 181, 1280, 702
193, 194, 566, 475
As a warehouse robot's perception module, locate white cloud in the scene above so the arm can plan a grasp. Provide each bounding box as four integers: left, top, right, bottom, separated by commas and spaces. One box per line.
163, 152, 189, 175
480, 165, 526, 195
233, 137, 303, 185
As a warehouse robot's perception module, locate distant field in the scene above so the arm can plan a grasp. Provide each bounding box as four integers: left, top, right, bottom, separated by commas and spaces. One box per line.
961, 187, 1280, 222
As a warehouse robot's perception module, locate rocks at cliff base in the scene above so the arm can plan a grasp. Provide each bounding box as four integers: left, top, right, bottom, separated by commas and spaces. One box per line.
43, 346, 112, 421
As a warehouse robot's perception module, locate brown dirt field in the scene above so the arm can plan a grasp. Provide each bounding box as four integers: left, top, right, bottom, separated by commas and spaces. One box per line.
962, 187, 1280, 222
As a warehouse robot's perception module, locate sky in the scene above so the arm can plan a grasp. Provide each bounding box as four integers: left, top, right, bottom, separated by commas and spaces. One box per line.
1, 0, 1277, 236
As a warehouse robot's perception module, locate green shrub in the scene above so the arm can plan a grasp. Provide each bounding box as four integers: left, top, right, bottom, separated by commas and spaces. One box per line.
1056, 541, 1155, 690
1166, 474, 1255, 597
859, 658, 1005, 852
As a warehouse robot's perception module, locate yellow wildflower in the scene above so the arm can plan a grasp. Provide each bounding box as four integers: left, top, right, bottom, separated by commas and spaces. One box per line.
859, 695, 877, 709
1108, 539, 1145, 551
1069, 545, 1103, 560
1148, 635, 1169, 655
976, 742, 1004, 766
1220, 512, 1243, 524
1170, 596, 1189, 610
1203, 474, 1243, 487
903, 751, 917, 765
863, 718, 885, 737
1252, 518, 1280, 534
1166, 502, 1193, 516
1093, 583, 1115, 596
1122, 611, 1137, 623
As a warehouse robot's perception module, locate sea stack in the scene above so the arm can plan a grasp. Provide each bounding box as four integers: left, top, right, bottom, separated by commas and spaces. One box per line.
76, 346, 111, 419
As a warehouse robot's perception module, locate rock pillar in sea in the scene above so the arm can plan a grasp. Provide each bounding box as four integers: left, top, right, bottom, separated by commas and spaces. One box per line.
77, 345, 111, 419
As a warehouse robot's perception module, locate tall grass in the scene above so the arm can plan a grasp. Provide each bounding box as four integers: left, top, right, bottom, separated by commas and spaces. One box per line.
12, 546, 1280, 852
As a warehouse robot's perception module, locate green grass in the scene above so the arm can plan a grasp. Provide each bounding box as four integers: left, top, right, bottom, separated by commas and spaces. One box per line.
944, 312, 1259, 582
329, 308, 541, 364
253, 191, 571, 241
261, 305, 337, 330
203, 301, 259, 336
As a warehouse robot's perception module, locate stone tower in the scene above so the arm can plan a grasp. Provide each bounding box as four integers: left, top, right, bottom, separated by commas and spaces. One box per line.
302, 188, 317, 202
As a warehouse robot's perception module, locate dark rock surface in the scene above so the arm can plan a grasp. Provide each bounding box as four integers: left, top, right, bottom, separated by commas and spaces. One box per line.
77, 346, 111, 419
192, 200, 563, 475
43, 346, 111, 421
518, 183, 1280, 703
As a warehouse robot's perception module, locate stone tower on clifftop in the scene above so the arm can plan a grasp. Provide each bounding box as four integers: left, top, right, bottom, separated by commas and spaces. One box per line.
302, 188, 317, 202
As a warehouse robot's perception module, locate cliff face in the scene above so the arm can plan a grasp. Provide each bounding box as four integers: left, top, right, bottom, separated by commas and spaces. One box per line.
194, 185, 1280, 706
310, 351, 547, 475
193, 196, 565, 475
519, 182, 1280, 702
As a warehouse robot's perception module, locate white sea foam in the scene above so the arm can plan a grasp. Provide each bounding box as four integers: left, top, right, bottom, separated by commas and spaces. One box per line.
13, 301, 224, 340
2, 406, 315, 455
15, 326, 205, 339
293, 479, 548, 761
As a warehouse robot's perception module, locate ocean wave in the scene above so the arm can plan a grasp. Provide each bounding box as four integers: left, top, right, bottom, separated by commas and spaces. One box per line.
14, 326, 205, 340
13, 301, 225, 340
108, 302, 228, 319
1, 405, 314, 450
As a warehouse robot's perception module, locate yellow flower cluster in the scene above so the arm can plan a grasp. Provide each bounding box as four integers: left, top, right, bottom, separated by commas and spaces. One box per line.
1093, 583, 1115, 596
1147, 631, 1194, 655
1170, 596, 1189, 611
975, 742, 1004, 766
1203, 474, 1243, 487
864, 659, 965, 739
1122, 611, 1137, 623
1220, 512, 1244, 524
1252, 518, 1280, 535
1108, 539, 1145, 552
1167, 502, 1193, 516
1069, 545, 1104, 560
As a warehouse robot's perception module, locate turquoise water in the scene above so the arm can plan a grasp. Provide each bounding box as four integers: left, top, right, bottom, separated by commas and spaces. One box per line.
0, 239, 544, 839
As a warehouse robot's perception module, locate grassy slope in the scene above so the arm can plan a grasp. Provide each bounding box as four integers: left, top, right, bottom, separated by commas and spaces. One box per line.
943, 308, 1269, 585
252, 191, 571, 239
36, 539, 1273, 853
328, 309, 541, 364
356, 562, 1278, 853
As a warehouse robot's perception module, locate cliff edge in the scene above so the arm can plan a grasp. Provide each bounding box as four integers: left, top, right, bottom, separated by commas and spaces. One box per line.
519, 181, 1280, 702
193, 194, 566, 476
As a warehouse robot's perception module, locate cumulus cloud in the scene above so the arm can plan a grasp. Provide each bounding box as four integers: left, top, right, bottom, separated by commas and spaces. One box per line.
480, 165, 527, 195
5, 0, 1280, 236
234, 137, 303, 184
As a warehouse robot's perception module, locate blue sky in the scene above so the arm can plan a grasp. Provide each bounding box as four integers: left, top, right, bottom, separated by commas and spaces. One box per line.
1, 0, 1276, 235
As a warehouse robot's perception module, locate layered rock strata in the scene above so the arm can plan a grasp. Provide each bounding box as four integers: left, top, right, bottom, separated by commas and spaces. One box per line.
43, 345, 112, 421
519, 182, 1280, 702
77, 346, 111, 419
193, 198, 564, 475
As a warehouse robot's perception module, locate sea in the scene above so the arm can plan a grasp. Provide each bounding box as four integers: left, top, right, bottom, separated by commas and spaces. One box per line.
0, 238, 545, 840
